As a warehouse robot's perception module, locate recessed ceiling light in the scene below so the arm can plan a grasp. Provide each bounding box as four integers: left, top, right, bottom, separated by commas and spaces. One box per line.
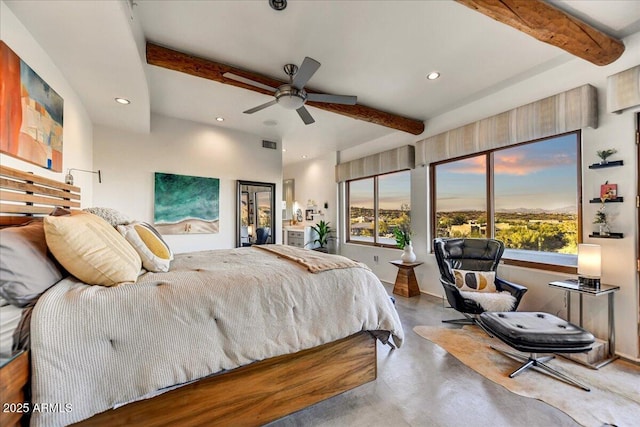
216, 117, 224, 122
115, 97, 131, 105
282, 148, 287, 152
301, 155, 307, 159
427, 72, 440, 80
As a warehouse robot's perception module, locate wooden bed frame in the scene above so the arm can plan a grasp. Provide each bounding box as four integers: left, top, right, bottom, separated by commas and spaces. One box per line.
0, 164, 378, 426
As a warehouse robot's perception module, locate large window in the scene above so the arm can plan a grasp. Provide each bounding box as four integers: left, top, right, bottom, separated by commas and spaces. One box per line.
433, 133, 580, 267
348, 170, 411, 246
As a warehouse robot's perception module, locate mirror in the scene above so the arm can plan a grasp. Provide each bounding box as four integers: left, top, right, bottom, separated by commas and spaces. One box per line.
282, 179, 295, 220
237, 180, 276, 247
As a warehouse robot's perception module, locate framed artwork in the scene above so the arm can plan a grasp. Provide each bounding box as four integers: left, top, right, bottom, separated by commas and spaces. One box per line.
154, 172, 220, 234
0, 41, 64, 171
305, 209, 315, 221
600, 183, 617, 200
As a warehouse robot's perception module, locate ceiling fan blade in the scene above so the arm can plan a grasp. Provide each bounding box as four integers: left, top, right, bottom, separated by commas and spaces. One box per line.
244, 99, 278, 114
223, 72, 277, 92
292, 57, 321, 89
307, 93, 357, 105
296, 106, 315, 125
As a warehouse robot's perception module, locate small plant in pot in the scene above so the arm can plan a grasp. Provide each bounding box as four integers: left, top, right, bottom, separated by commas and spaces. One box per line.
393, 226, 411, 249
308, 220, 333, 253
394, 225, 416, 263
596, 149, 617, 164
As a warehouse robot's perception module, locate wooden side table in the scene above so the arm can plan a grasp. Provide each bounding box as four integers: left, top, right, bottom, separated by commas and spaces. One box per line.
389, 260, 423, 297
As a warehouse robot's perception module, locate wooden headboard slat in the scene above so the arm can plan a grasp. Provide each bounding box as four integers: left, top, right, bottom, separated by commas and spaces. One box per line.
0, 179, 80, 201
0, 165, 82, 226
0, 191, 80, 208
0, 165, 80, 193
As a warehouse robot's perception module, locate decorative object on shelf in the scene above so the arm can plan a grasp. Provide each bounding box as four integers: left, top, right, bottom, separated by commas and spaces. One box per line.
577, 244, 601, 289
600, 181, 617, 200
308, 220, 333, 252
295, 208, 303, 224
596, 148, 617, 165
305, 209, 315, 221
593, 202, 609, 236
593, 181, 617, 236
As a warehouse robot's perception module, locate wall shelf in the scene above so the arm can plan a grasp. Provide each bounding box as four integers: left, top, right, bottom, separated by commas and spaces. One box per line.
589, 232, 624, 239
588, 160, 623, 169
589, 197, 623, 203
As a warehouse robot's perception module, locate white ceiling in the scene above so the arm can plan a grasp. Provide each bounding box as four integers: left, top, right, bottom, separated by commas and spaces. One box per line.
6, 0, 640, 165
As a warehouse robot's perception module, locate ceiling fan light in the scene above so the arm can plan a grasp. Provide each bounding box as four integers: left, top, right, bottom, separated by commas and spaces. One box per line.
269, 0, 287, 11
277, 94, 304, 110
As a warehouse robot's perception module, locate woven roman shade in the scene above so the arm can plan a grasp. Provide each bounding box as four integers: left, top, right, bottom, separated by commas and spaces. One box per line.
416, 84, 598, 166
335, 145, 415, 183
607, 65, 640, 113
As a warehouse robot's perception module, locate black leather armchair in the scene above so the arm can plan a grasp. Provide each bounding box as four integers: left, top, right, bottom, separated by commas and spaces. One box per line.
255, 227, 270, 245
433, 238, 528, 326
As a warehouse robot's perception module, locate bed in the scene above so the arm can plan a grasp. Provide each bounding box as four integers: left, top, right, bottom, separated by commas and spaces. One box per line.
0, 164, 404, 426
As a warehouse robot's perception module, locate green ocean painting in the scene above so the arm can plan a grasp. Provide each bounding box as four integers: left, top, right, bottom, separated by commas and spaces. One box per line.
154, 172, 220, 234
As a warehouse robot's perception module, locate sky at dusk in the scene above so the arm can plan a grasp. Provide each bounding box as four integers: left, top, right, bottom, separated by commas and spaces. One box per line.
350, 170, 411, 210
437, 134, 578, 212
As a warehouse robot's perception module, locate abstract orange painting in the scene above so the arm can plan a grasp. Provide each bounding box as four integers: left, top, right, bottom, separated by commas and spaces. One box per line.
0, 41, 63, 171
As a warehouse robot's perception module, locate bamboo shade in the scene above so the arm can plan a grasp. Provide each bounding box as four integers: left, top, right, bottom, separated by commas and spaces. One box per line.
607, 65, 640, 113
335, 145, 415, 183
415, 84, 598, 166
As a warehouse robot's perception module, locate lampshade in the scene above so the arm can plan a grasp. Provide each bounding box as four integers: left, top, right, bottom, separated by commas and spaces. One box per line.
577, 244, 601, 287
248, 225, 253, 236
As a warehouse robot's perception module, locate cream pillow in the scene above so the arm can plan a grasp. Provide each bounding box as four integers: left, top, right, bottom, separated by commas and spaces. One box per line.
44, 212, 141, 286
117, 222, 173, 272
452, 269, 496, 293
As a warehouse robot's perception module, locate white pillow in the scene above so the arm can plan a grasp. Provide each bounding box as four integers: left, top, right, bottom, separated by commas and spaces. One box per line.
452, 269, 496, 293
117, 222, 173, 272
44, 212, 141, 286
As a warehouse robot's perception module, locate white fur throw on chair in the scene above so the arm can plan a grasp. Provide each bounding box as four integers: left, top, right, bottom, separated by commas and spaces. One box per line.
459, 290, 517, 312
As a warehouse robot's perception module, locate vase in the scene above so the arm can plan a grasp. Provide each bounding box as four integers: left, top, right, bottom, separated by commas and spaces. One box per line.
598, 223, 610, 236
401, 243, 416, 263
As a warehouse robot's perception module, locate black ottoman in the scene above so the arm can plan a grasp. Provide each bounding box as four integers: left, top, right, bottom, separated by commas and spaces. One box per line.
479, 312, 595, 391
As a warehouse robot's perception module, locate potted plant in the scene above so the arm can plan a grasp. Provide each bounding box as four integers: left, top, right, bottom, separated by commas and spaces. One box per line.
308, 220, 333, 253
593, 202, 609, 236
393, 226, 415, 263
596, 148, 617, 165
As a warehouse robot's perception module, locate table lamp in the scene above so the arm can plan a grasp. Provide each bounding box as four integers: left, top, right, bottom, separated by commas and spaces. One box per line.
577, 243, 601, 288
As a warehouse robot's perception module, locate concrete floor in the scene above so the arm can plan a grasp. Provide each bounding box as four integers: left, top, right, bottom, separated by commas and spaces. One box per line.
269, 285, 580, 427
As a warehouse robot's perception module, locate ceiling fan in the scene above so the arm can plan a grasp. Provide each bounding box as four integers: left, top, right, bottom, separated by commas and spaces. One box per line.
223, 57, 357, 125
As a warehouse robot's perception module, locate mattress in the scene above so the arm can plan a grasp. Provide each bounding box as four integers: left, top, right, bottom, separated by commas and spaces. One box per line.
30, 246, 404, 426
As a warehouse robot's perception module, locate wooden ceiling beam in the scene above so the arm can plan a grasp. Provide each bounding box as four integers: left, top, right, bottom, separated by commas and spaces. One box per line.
456, 0, 625, 66
146, 42, 424, 135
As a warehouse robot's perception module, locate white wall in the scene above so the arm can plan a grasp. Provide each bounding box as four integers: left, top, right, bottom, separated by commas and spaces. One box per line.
0, 1, 94, 203
93, 113, 283, 253
339, 32, 640, 360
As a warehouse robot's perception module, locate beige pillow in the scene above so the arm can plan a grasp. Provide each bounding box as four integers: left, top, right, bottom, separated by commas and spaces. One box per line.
117, 222, 173, 272
44, 212, 141, 286
452, 269, 496, 293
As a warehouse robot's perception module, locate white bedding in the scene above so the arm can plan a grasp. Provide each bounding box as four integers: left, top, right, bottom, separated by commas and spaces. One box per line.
30, 246, 403, 426
0, 297, 23, 357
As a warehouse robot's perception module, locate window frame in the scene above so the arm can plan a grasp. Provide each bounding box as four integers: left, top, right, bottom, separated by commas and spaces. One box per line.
345, 169, 411, 248
430, 131, 582, 273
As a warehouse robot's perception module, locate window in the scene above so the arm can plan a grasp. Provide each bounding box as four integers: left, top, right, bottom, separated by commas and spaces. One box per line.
348, 170, 411, 246
433, 133, 580, 268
